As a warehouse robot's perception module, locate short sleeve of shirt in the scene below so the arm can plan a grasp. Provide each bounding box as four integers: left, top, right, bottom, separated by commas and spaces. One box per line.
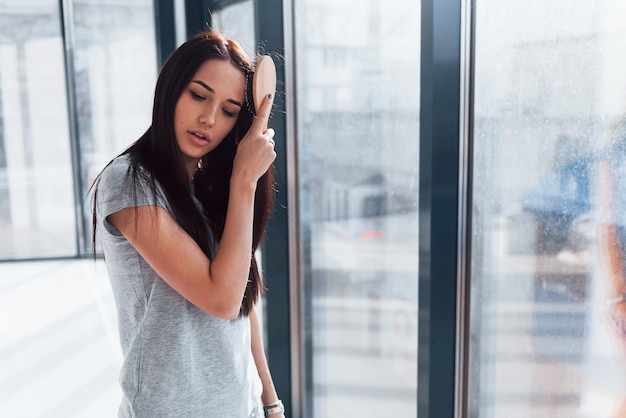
96, 155, 170, 236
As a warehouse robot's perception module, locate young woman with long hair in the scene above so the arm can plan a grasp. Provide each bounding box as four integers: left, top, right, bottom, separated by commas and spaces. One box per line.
91, 30, 284, 417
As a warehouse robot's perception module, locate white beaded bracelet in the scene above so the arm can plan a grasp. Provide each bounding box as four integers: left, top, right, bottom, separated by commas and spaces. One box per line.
263, 400, 284, 417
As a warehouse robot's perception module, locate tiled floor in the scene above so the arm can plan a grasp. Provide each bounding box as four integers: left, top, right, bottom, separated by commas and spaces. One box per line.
0, 259, 121, 417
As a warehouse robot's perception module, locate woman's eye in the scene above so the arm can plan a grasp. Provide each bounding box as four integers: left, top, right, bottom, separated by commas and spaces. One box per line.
190, 90, 205, 101
223, 108, 236, 118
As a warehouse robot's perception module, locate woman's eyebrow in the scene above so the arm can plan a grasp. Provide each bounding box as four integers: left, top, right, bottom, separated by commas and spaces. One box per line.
191, 80, 242, 107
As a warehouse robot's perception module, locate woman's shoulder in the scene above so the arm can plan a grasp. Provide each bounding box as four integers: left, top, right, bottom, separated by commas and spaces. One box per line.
96, 154, 169, 212
96, 155, 136, 200
104, 153, 140, 173
100, 154, 131, 179
99, 154, 152, 187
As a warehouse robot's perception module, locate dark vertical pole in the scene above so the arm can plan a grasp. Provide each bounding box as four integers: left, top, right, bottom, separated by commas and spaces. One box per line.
254, 0, 292, 415
419, 0, 462, 416
154, 0, 177, 67
184, 0, 211, 38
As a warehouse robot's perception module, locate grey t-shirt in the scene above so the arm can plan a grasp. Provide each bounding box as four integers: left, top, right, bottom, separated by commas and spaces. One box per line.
96, 155, 262, 418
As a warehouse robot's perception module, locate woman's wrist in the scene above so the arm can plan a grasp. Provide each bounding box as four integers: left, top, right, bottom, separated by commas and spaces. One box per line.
263, 399, 284, 416
230, 174, 257, 194
261, 392, 279, 408
260, 374, 278, 404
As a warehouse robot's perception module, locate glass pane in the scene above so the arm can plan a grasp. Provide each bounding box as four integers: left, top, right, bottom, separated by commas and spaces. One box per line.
211, 1, 256, 56
0, 1, 76, 258
470, 2, 626, 417
74, 0, 157, 250
295, 1, 420, 416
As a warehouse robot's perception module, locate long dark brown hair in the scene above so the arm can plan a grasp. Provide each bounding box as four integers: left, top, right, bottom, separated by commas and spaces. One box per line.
91, 30, 275, 317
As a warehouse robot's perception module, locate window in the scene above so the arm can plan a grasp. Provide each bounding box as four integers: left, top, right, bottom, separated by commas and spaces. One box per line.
469, 1, 626, 416
294, 0, 420, 416
0, 0, 157, 259
211, 0, 256, 56
0, 1, 76, 258
73, 0, 157, 250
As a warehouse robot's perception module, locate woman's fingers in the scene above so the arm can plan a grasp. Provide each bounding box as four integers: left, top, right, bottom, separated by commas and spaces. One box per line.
250, 94, 274, 134
232, 102, 276, 184
264, 128, 275, 139
264, 128, 276, 148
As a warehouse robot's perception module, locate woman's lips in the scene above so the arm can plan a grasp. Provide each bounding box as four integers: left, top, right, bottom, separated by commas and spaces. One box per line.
189, 130, 211, 145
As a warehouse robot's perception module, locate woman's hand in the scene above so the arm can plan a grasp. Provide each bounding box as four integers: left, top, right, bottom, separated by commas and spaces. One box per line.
232, 94, 276, 187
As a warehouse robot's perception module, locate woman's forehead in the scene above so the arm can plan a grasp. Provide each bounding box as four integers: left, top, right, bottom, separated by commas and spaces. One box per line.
191, 59, 245, 100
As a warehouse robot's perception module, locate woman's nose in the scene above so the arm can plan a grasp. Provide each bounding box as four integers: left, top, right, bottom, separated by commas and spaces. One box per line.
199, 107, 217, 127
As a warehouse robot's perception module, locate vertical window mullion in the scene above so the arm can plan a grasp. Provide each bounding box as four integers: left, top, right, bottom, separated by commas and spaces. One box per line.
418, 0, 463, 416
253, 0, 294, 415
154, 0, 177, 67
58, 0, 84, 257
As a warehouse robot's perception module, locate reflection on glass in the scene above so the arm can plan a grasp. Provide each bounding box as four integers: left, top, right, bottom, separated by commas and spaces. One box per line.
73, 0, 157, 247
295, 1, 420, 416
470, 2, 626, 417
0, 1, 76, 258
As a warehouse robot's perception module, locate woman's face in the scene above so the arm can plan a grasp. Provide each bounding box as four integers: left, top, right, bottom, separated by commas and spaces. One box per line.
174, 58, 246, 178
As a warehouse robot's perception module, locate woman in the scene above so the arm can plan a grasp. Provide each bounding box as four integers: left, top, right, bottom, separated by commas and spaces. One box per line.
91, 30, 285, 418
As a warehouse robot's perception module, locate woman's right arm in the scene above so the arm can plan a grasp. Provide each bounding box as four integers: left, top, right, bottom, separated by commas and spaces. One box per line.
108, 94, 276, 320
